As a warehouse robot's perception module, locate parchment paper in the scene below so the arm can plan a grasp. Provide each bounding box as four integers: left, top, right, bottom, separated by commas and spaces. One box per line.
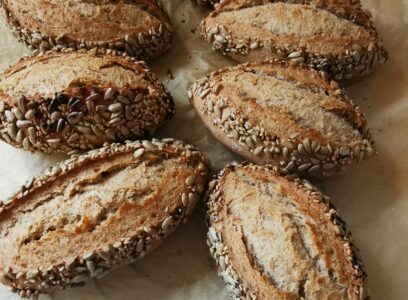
0, 1, 407, 299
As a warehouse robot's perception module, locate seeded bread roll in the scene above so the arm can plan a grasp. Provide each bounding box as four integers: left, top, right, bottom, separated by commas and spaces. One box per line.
206, 163, 367, 300
0, 0, 173, 60
0, 138, 210, 298
201, 0, 388, 80
189, 59, 375, 178
0, 49, 175, 154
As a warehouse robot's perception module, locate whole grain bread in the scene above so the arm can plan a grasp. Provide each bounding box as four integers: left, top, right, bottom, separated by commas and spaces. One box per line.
200, 0, 388, 80
0, 0, 173, 60
206, 163, 368, 300
0, 49, 175, 154
0, 138, 210, 298
189, 59, 375, 178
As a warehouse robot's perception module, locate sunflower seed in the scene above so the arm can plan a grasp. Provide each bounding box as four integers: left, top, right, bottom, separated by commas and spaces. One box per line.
24, 110, 34, 120
76, 126, 91, 134
136, 239, 144, 252
50, 111, 61, 122
6, 124, 17, 138
104, 88, 116, 100
117, 95, 130, 104
68, 133, 80, 143
18, 96, 27, 113
308, 165, 321, 173
56, 119, 65, 132
5, 110, 15, 122
134, 94, 143, 103
22, 138, 31, 150
86, 261, 95, 273
142, 140, 155, 150
16, 120, 32, 128
0, 101, 4, 113
253, 146, 263, 156
108, 117, 121, 125
108, 103, 123, 113
68, 112, 83, 125
13, 108, 24, 120
83, 252, 95, 261
48, 98, 59, 112
125, 35, 138, 47
28, 127, 36, 142
288, 51, 302, 59
161, 216, 173, 231
91, 125, 104, 137
86, 100, 95, 113
85, 93, 101, 102
298, 163, 312, 172
134, 148, 145, 158
181, 193, 188, 206
303, 138, 312, 153
113, 241, 122, 248
186, 175, 196, 186
188, 193, 196, 202
26, 270, 39, 280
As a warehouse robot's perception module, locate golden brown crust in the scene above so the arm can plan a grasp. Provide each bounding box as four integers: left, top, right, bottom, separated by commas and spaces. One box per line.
0, 138, 210, 298
0, 49, 175, 154
200, 0, 388, 80
206, 163, 368, 300
1, 0, 173, 60
189, 59, 375, 178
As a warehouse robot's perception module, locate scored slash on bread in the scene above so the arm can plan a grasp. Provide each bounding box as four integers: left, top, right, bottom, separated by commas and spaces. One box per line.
0, 0, 174, 60
200, 0, 388, 80
0, 49, 175, 154
206, 163, 368, 300
189, 59, 375, 178
0, 138, 210, 298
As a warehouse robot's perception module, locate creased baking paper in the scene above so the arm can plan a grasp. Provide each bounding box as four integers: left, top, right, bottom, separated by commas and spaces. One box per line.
0, 0, 407, 299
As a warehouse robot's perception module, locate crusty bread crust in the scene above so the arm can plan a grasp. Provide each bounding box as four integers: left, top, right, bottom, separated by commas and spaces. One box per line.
0, 0, 173, 60
0, 138, 210, 298
200, 0, 388, 80
189, 59, 375, 178
0, 49, 175, 154
206, 163, 368, 300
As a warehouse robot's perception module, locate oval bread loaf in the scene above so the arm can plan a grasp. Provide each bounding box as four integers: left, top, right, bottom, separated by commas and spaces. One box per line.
0, 50, 175, 154
0, 0, 173, 60
189, 59, 375, 178
201, 0, 388, 80
0, 138, 210, 298
206, 163, 367, 300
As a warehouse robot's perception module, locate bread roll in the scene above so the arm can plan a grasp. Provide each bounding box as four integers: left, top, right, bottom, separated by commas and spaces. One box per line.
0, 0, 173, 60
206, 163, 367, 300
201, 0, 388, 80
0, 138, 210, 298
0, 50, 175, 154
189, 59, 375, 178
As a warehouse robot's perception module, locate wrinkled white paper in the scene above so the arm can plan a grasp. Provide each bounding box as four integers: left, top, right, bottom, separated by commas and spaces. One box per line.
0, 0, 406, 299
